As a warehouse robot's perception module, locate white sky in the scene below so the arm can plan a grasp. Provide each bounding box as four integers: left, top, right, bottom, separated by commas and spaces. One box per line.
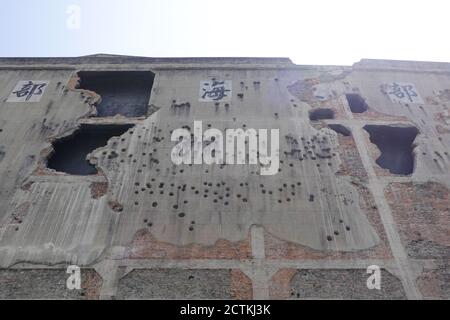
0, 0, 449, 65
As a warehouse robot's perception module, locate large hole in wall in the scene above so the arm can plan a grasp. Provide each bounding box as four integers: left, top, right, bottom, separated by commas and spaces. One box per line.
77, 71, 154, 117
363, 125, 419, 175
309, 108, 335, 121
47, 124, 133, 175
346, 94, 368, 113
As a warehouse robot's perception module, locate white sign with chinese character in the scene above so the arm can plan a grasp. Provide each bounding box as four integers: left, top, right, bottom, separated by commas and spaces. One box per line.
384, 82, 423, 104
199, 80, 232, 102
7, 80, 49, 102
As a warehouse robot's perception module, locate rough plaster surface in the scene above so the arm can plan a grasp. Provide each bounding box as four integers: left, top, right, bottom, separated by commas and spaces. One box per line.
116, 269, 233, 299
289, 269, 406, 299
0, 268, 101, 299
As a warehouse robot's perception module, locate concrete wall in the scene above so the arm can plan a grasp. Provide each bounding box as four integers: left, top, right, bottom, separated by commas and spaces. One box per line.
0, 56, 448, 299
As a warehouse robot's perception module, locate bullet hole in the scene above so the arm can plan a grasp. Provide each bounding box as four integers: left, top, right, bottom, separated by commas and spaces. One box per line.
47, 124, 133, 175
237, 93, 244, 99
334, 231, 339, 235
188, 275, 195, 280
309, 108, 335, 121
144, 219, 148, 223
326, 235, 333, 241
173, 205, 178, 209
309, 194, 314, 202
346, 93, 368, 113
224, 201, 229, 206
345, 226, 351, 231
364, 125, 419, 175
152, 202, 158, 207
243, 198, 248, 202
77, 71, 154, 117
147, 222, 153, 227
134, 201, 139, 206
178, 212, 185, 218
328, 124, 351, 136
189, 226, 194, 231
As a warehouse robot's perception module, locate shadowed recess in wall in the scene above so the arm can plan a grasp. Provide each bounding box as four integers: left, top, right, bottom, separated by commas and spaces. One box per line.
328, 124, 351, 136
309, 108, 335, 121
346, 94, 368, 113
47, 124, 133, 175
363, 125, 419, 175
77, 71, 154, 117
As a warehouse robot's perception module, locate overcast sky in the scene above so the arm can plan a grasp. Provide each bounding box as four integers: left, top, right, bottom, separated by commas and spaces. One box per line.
0, 0, 449, 65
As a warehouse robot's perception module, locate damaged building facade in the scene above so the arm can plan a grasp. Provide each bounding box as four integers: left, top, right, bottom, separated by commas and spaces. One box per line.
0, 55, 448, 299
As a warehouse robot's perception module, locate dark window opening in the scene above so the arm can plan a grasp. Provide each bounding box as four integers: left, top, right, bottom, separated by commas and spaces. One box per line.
363, 125, 419, 175
328, 124, 351, 136
77, 71, 154, 117
47, 124, 133, 175
346, 94, 368, 113
309, 108, 335, 121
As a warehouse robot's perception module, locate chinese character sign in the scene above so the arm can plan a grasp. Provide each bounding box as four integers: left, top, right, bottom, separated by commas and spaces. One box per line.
7, 80, 49, 102
199, 80, 232, 102
384, 82, 423, 104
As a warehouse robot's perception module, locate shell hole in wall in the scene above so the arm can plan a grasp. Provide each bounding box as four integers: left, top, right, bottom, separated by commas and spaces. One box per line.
77, 71, 155, 117
363, 125, 419, 175
328, 124, 351, 136
47, 124, 133, 175
345, 93, 368, 113
309, 108, 335, 121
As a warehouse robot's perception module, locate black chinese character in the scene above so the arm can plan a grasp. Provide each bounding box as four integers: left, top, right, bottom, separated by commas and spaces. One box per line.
202, 81, 230, 101
13, 81, 47, 101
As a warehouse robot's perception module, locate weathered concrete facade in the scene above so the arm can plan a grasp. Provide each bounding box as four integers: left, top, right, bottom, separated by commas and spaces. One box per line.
0, 55, 448, 299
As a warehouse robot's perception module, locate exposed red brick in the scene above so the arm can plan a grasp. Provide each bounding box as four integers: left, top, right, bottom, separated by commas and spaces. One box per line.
81, 269, 103, 300
269, 269, 297, 299
230, 269, 253, 300
90, 181, 108, 199
385, 182, 450, 251
126, 229, 251, 260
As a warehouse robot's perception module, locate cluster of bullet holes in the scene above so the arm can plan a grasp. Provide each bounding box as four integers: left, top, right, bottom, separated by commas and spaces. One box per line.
47, 124, 133, 175
363, 125, 419, 175
309, 108, 335, 121
345, 93, 368, 113
134, 178, 336, 232
328, 124, 351, 136
77, 71, 154, 117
